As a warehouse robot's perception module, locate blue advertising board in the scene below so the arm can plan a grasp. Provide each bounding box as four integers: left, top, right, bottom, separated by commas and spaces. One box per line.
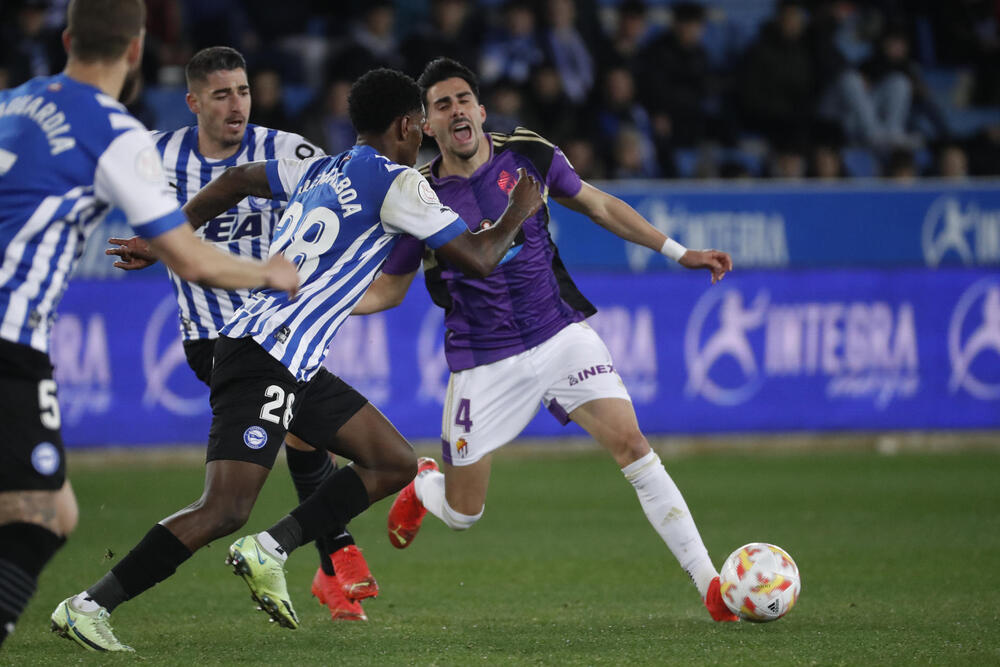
52, 268, 999, 447
550, 180, 1000, 271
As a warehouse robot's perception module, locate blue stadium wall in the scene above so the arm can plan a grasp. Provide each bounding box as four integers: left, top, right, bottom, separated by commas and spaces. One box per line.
56, 181, 1000, 446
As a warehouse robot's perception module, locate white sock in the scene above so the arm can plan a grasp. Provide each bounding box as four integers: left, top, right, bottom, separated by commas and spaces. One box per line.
73, 592, 100, 612
415, 470, 483, 530
255, 531, 288, 563
622, 451, 718, 599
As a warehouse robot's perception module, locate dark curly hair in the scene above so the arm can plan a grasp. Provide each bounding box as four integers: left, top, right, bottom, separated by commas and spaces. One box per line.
417, 57, 480, 108
348, 68, 422, 135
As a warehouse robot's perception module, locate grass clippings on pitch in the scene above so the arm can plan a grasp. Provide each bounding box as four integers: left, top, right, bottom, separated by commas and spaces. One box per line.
4, 445, 999, 665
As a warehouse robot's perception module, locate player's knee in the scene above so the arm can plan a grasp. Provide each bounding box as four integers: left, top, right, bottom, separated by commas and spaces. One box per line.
199, 497, 254, 538
383, 445, 418, 494
441, 499, 483, 531
56, 487, 79, 536
610, 428, 650, 466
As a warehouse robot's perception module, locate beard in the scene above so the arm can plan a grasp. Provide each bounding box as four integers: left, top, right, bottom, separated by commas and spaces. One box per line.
119, 67, 142, 106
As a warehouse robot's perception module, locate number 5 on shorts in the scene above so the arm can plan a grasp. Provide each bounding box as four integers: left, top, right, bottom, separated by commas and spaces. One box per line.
260, 384, 295, 429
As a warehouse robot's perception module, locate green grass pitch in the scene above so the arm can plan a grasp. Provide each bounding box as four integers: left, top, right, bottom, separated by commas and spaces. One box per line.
3, 445, 999, 665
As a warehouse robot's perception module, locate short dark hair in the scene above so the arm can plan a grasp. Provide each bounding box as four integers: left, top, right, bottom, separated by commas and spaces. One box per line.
185, 46, 247, 88
66, 0, 145, 62
417, 57, 480, 108
348, 68, 422, 135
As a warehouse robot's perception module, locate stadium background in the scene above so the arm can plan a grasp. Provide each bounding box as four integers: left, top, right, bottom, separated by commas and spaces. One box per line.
2, 0, 995, 447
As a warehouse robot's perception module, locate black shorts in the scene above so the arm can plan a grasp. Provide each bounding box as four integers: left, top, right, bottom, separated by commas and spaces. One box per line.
206, 336, 368, 467
183, 338, 215, 387
0, 338, 66, 492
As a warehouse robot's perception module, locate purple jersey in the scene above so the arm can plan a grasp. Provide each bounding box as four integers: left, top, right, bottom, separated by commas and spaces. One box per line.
382, 128, 596, 371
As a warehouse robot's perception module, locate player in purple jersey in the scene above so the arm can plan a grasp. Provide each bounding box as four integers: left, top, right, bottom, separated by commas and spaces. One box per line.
52, 68, 544, 649
0, 1, 297, 651
356, 58, 739, 622
105, 46, 378, 623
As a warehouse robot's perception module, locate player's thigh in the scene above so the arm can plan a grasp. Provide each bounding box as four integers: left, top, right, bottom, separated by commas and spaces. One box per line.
440, 354, 545, 467
287, 368, 374, 460
206, 337, 299, 470
538, 322, 634, 423
568, 398, 649, 466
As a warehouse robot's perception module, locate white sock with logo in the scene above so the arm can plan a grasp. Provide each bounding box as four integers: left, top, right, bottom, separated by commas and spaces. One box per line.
622, 451, 718, 599
255, 531, 288, 563
415, 470, 483, 530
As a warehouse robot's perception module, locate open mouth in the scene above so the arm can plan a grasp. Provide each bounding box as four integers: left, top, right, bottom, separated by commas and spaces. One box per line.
451, 120, 473, 143
226, 118, 245, 131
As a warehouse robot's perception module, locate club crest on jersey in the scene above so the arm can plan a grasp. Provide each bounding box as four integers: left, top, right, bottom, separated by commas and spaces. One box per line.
243, 426, 268, 450
456, 437, 469, 457
497, 170, 516, 194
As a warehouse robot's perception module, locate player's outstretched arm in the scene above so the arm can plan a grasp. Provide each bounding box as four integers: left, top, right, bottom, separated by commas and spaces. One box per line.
555, 181, 732, 283
183, 162, 272, 228
435, 167, 543, 278
352, 270, 418, 315
148, 224, 299, 297
105, 162, 274, 271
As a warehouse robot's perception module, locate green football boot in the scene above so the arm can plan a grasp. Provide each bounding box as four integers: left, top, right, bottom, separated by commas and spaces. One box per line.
226, 535, 299, 629
50, 597, 134, 652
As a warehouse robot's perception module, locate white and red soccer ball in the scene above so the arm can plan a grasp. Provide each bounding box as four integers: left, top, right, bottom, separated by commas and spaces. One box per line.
719, 543, 801, 622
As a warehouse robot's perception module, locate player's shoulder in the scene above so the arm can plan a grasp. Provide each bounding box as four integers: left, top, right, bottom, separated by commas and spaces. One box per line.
492, 127, 559, 176
257, 125, 325, 160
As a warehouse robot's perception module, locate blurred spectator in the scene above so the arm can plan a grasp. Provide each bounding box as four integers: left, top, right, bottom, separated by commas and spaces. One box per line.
181, 0, 251, 58
767, 146, 808, 180
249, 68, 291, 130
922, 1, 1000, 106
400, 0, 480, 80
326, 1, 403, 82
809, 144, 847, 180
718, 160, 753, 180
143, 0, 188, 85
483, 79, 525, 134
593, 67, 659, 178
936, 143, 970, 180
479, 0, 545, 87
522, 63, 578, 144
636, 2, 712, 146
612, 128, 658, 179
823, 26, 930, 150
596, 0, 653, 73
885, 147, 918, 181
967, 124, 1000, 175
562, 136, 604, 180
738, 0, 817, 148
296, 78, 355, 155
0, 0, 63, 88
542, 0, 594, 104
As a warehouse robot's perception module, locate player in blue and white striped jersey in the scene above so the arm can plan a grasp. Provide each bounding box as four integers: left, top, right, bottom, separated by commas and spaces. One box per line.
0, 0, 297, 652
58, 68, 543, 645
109, 46, 377, 622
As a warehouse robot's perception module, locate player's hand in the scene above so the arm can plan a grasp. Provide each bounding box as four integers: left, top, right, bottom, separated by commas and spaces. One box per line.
265, 254, 300, 300
508, 167, 543, 220
106, 236, 157, 270
679, 249, 733, 284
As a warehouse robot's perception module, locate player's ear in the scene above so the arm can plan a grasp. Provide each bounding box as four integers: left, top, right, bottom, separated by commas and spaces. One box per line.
126, 30, 144, 68
61, 29, 71, 55
479, 103, 487, 125
185, 91, 199, 114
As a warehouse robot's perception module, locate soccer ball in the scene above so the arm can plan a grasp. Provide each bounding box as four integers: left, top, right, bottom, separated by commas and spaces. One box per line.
719, 543, 801, 622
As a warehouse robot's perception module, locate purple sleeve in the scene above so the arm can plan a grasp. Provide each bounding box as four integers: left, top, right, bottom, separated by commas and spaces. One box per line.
547, 146, 583, 199
383, 235, 425, 275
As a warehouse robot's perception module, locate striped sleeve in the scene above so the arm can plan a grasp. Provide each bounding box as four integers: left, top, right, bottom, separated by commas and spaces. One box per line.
266, 156, 325, 201
93, 127, 186, 238
380, 168, 465, 248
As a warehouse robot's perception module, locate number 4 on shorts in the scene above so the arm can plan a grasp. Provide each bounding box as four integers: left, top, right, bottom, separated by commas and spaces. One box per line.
455, 398, 472, 433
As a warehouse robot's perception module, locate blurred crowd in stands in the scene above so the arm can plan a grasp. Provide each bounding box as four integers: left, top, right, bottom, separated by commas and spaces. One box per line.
3, 0, 1000, 180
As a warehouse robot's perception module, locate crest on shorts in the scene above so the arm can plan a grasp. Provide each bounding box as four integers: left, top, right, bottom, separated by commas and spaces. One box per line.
456, 437, 468, 458
568, 374, 578, 386
243, 426, 268, 450
31, 442, 60, 476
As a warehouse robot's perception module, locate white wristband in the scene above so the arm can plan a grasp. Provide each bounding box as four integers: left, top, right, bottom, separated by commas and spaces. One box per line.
660, 238, 687, 262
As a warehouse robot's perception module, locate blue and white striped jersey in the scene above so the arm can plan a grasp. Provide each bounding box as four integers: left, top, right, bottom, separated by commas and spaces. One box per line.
0, 74, 185, 353
154, 124, 321, 340
221, 144, 467, 382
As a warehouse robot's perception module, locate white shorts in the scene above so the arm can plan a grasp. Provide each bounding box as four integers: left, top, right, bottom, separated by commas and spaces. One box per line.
440, 322, 632, 466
